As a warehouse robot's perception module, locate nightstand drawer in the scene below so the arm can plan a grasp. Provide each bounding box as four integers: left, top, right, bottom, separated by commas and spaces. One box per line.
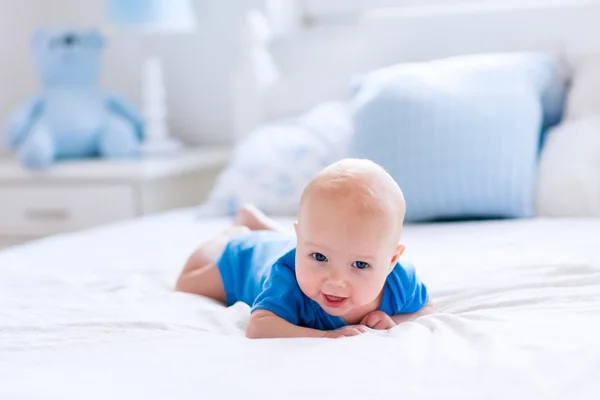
0, 185, 136, 235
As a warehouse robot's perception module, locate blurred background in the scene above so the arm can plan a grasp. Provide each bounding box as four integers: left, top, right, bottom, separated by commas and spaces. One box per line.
0, 0, 263, 147
1, 0, 600, 248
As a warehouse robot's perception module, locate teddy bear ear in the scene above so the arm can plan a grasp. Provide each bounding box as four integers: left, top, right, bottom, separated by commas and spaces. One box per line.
86, 29, 106, 49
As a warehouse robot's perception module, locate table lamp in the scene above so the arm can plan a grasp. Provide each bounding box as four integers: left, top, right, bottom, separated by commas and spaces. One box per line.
105, 0, 197, 155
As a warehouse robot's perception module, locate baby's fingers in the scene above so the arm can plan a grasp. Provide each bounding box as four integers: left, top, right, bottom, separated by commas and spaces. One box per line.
373, 320, 394, 330
344, 325, 368, 336
343, 328, 363, 337
360, 314, 377, 328
325, 325, 369, 338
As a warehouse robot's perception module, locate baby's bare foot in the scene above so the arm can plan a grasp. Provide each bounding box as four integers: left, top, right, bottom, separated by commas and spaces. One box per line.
222, 225, 251, 236
233, 204, 286, 232
233, 204, 272, 231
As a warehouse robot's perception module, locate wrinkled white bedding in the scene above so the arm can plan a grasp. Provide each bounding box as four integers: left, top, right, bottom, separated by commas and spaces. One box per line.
1, 209, 600, 399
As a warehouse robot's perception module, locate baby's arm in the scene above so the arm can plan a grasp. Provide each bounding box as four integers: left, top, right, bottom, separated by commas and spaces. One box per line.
246, 310, 367, 339
391, 300, 434, 325
361, 301, 434, 329
370, 262, 432, 328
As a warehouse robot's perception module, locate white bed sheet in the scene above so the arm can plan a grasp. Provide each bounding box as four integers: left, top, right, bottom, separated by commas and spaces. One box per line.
1, 209, 599, 400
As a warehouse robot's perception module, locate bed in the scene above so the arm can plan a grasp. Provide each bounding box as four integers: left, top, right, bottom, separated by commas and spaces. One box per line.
4, 2, 600, 399
1, 209, 599, 398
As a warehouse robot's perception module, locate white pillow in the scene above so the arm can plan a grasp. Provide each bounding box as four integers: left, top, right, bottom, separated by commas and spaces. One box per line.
535, 115, 600, 217
564, 54, 600, 120
536, 54, 600, 217
198, 102, 352, 216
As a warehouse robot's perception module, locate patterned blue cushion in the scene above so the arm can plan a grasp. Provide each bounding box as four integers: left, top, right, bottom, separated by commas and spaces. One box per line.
198, 102, 352, 216
348, 53, 568, 222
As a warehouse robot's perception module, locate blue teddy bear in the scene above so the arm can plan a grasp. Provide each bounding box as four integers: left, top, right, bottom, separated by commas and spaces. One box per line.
4, 28, 144, 169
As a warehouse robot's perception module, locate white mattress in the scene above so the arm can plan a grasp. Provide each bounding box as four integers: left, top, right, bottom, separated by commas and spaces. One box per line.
1, 209, 600, 399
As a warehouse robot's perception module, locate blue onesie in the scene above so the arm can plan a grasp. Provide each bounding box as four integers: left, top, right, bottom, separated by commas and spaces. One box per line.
216, 230, 429, 331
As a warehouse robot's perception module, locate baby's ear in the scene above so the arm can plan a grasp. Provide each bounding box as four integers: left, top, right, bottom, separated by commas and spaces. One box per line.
390, 244, 405, 267
293, 221, 298, 235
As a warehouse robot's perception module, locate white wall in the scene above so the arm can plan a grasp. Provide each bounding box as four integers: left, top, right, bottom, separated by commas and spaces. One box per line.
0, 2, 41, 156
0, 0, 261, 153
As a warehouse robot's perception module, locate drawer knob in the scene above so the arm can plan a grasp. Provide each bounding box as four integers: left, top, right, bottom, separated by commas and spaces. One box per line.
25, 208, 70, 221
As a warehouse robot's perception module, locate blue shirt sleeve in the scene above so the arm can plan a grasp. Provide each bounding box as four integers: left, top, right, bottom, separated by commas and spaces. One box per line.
250, 261, 304, 325
383, 262, 429, 315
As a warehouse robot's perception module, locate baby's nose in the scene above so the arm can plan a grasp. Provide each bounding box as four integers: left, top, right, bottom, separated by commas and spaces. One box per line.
326, 272, 346, 287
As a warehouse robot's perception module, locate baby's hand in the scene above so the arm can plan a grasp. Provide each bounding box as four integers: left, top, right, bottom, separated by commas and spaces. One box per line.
323, 325, 368, 339
360, 311, 396, 330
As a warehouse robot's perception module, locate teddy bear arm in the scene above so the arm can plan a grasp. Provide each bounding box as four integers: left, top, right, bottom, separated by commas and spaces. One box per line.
107, 94, 145, 141
5, 96, 44, 150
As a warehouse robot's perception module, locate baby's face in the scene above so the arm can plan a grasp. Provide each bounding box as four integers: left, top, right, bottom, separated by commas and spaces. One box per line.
294, 196, 402, 319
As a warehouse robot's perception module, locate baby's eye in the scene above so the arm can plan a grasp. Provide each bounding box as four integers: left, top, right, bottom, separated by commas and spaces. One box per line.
311, 253, 328, 262
352, 261, 369, 270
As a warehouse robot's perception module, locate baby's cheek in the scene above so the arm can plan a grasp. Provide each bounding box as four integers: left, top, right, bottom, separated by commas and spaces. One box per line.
296, 265, 320, 298
353, 276, 386, 304
356, 286, 379, 303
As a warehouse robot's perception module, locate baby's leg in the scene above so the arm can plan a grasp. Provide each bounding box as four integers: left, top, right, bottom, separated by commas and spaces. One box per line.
233, 204, 290, 233
175, 226, 249, 302
175, 204, 289, 302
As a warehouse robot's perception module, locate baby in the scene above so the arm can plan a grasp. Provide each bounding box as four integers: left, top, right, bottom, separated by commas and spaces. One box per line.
175, 158, 432, 338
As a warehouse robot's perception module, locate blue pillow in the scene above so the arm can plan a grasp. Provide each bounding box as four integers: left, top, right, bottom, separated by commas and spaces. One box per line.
348, 53, 568, 222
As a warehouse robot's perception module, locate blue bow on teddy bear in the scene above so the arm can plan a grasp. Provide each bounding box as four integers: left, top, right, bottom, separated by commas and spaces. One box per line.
4, 28, 145, 169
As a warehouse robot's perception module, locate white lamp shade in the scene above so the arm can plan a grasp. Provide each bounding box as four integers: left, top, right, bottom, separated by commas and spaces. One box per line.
106, 0, 197, 33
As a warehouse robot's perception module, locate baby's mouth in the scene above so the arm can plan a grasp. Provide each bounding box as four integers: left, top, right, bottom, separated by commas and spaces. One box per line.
322, 294, 348, 308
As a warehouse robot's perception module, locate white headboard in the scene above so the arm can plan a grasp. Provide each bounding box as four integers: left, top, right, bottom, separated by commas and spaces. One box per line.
231, 1, 600, 139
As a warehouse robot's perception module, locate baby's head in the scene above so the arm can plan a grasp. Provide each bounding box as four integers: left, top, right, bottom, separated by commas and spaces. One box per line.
294, 158, 406, 319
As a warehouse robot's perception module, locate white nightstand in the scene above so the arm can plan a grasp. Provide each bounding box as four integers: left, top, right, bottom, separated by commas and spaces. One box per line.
0, 147, 231, 249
